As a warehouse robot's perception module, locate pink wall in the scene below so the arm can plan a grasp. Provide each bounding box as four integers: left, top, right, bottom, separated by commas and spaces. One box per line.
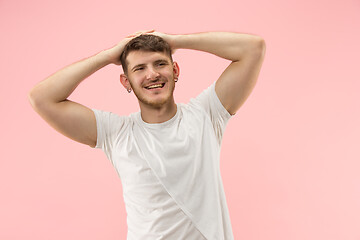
1, 0, 359, 239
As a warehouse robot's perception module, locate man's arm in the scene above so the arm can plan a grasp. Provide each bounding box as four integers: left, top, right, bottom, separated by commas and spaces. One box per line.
28, 31, 149, 147
161, 32, 266, 115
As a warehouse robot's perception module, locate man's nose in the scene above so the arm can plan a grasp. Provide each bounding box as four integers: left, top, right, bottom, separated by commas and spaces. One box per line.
146, 67, 160, 80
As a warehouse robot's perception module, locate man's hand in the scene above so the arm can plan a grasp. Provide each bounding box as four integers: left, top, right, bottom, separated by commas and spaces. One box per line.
103, 30, 155, 65
103, 30, 179, 65
149, 31, 177, 53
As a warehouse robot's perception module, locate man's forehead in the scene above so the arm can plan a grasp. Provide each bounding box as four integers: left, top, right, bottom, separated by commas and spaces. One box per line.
127, 50, 171, 67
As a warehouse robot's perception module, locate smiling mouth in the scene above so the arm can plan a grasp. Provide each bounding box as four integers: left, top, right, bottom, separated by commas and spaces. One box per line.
145, 83, 165, 90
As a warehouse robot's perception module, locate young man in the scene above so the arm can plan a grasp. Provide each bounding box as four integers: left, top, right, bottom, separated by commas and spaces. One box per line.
28, 30, 266, 239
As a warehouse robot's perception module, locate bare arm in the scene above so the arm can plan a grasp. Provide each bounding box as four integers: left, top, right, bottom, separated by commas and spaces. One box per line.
28, 32, 148, 147
157, 31, 266, 115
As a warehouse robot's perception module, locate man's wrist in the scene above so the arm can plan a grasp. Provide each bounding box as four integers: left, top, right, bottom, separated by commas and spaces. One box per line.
169, 34, 198, 50
96, 50, 116, 66
169, 34, 184, 50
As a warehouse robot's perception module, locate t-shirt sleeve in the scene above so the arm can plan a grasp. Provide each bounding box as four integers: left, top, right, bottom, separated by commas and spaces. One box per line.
91, 109, 128, 161
193, 82, 233, 144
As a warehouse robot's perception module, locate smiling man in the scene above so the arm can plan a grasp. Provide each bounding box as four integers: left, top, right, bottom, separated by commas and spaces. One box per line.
28, 30, 266, 239
120, 42, 179, 121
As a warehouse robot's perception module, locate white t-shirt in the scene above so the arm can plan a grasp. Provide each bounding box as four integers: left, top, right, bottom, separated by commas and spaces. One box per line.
92, 82, 234, 240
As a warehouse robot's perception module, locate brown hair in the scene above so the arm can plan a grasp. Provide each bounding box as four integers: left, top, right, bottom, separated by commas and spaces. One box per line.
120, 34, 173, 75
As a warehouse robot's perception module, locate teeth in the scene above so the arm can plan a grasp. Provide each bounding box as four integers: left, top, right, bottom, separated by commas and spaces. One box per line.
146, 84, 163, 89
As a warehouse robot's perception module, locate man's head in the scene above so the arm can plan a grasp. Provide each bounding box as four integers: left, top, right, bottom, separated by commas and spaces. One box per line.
120, 34, 173, 75
119, 34, 179, 110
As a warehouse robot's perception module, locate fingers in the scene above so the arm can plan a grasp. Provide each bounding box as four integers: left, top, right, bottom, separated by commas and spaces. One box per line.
126, 29, 155, 38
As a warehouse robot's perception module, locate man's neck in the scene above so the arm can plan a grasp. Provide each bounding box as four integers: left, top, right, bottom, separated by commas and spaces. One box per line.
139, 100, 177, 124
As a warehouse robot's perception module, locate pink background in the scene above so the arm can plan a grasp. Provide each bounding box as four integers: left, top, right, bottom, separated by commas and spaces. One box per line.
1, 0, 359, 239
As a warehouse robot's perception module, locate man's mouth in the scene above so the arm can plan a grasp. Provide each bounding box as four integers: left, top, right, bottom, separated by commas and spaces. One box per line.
145, 83, 165, 90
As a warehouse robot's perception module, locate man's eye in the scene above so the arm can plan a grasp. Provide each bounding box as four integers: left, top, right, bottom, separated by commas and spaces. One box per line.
135, 67, 144, 71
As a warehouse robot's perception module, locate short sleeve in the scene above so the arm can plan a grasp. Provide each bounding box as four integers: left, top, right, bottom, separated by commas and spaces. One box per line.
191, 82, 233, 144
91, 109, 128, 161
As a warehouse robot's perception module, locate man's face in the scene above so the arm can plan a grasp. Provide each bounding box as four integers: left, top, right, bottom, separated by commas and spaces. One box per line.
121, 50, 179, 109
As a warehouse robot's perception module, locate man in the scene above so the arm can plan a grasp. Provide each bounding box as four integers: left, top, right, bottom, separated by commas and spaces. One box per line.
28, 30, 266, 239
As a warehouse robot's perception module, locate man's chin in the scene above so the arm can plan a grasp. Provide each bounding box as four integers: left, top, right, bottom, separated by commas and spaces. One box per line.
139, 98, 170, 108
134, 89, 175, 109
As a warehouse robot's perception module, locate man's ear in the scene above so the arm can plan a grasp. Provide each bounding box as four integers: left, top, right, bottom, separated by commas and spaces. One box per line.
173, 62, 180, 79
120, 74, 131, 90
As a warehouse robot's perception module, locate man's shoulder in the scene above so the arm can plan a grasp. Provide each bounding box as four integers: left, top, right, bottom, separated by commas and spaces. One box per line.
177, 98, 209, 121
93, 108, 137, 118
92, 108, 138, 129
181, 83, 216, 112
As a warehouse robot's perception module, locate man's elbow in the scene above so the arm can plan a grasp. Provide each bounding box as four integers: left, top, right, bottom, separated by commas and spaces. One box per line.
28, 88, 39, 109
253, 38, 266, 57
28, 87, 48, 112
238, 37, 266, 61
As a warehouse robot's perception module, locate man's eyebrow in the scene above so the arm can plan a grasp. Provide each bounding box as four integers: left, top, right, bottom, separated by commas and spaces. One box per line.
131, 59, 170, 72
154, 59, 169, 64
131, 63, 146, 72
